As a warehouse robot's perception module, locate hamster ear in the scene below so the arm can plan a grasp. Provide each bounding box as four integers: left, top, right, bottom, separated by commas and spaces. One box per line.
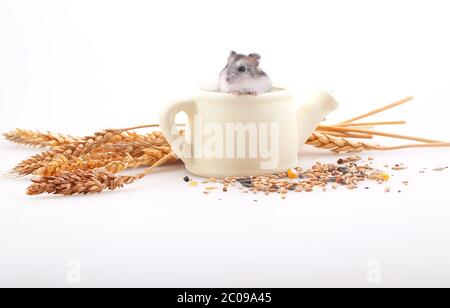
248, 53, 261, 65
229, 51, 237, 59
227, 51, 238, 63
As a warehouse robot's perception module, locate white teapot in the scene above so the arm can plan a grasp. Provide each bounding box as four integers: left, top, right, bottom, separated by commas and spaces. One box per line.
159, 86, 338, 178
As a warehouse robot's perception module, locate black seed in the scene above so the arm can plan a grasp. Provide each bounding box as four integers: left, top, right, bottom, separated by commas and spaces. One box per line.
238, 178, 253, 188
183, 176, 191, 182
337, 167, 350, 173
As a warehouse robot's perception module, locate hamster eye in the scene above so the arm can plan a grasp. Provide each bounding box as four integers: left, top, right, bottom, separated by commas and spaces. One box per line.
238, 66, 246, 72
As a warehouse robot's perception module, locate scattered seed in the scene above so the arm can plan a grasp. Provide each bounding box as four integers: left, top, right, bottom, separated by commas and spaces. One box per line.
189, 181, 198, 187
287, 168, 299, 179
392, 166, 408, 170
433, 167, 447, 172
347, 156, 362, 162
205, 186, 219, 191
384, 187, 390, 193
183, 176, 191, 182
379, 173, 390, 181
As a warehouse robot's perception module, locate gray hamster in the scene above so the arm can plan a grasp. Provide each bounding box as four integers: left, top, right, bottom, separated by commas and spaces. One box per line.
218, 51, 272, 95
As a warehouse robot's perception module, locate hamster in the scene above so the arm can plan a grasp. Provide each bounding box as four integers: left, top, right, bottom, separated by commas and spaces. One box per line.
218, 51, 272, 95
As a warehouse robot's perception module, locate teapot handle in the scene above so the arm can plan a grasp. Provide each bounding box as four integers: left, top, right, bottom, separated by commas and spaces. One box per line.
159, 98, 196, 168
296, 89, 339, 151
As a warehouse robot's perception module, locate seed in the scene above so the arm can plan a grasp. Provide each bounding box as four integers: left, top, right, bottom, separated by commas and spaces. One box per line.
223, 187, 228, 192
189, 181, 198, 187
385, 187, 390, 193
433, 167, 446, 172
347, 183, 357, 190
327, 176, 337, 183
205, 186, 219, 191
287, 168, 299, 179
392, 165, 407, 170
337, 167, 350, 173
379, 173, 390, 181
332, 184, 338, 190
183, 176, 191, 182
347, 156, 361, 162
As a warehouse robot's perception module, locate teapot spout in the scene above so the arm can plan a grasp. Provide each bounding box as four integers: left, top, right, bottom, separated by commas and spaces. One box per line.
296, 89, 339, 151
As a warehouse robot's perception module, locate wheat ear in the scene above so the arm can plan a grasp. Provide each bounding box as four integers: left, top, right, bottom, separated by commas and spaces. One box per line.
3, 129, 82, 148
27, 152, 175, 196
306, 133, 450, 153
8, 131, 172, 177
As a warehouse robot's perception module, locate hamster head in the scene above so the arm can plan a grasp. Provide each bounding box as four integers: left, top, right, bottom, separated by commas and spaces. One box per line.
222, 51, 265, 84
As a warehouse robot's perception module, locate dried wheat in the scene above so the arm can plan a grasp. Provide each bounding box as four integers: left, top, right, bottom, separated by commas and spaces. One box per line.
3, 129, 81, 148
27, 152, 175, 195
9, 131, 172, 176
306, 133, 377, 153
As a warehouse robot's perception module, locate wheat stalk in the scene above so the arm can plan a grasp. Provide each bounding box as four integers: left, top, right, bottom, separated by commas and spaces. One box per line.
306, 133, 450, 152
8, 131, 172, 177
27, 152, 175, 195
3, 129, 82, 148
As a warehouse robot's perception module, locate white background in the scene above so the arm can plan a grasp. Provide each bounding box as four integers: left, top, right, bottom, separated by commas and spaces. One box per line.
1, 0, 450, 287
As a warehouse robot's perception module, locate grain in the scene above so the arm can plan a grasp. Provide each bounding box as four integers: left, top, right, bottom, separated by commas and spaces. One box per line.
433, 167, 447, 172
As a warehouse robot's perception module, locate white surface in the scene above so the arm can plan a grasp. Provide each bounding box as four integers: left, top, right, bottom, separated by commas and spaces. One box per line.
1, 0, 450, 288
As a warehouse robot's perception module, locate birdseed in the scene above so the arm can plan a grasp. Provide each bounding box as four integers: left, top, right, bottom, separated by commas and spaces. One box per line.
187, 156, 446, 197
433, 167, 447, 172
